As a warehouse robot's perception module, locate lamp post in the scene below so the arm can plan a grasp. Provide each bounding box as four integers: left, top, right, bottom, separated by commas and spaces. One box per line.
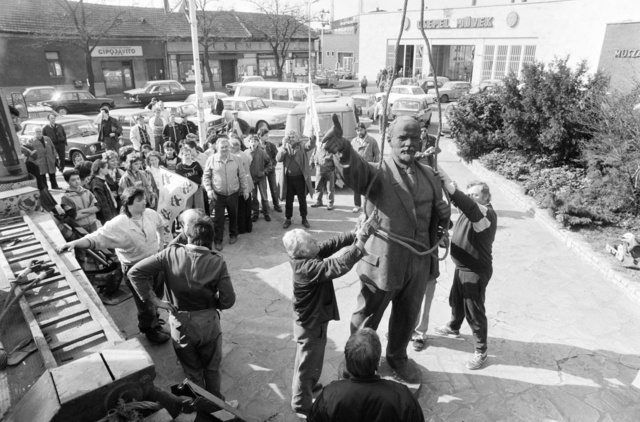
308, 0, 319, 84
319, 9, 329, 70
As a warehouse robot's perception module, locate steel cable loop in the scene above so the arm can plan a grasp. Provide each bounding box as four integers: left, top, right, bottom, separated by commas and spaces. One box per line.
360, 0, 451, 260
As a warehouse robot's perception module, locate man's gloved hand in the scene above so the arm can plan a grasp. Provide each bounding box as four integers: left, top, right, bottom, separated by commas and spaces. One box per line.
322, 114, 348, 154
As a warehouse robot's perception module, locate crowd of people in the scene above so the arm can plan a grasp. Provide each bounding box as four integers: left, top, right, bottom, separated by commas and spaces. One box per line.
20, 97, 498, 421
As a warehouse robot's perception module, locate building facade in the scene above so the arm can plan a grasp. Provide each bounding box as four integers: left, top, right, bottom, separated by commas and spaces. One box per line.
318, 16, 359, 75
598, 21, 640, 92
355, 0, 640, 88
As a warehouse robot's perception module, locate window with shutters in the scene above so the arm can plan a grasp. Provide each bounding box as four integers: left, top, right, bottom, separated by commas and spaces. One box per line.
46, 51, 63, 77
482, 45, 495, 80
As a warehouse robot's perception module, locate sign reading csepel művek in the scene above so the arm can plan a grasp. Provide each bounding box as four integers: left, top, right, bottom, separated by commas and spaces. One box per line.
615, 49, 640, 58
91, 46, 143, 57
417, 16, 494, 30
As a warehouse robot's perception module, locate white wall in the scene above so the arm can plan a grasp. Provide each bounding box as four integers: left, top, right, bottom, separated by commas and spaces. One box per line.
357, 0, 640, 83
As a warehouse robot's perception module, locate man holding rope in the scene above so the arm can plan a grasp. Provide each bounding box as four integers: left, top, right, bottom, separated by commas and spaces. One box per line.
323, 115, 451, 384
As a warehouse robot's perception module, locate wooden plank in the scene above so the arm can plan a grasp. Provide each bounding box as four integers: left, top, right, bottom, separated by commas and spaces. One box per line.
39, 306, 89, 329
185, 380, 261, 422
7, 249, 48, 264
50, 352, 112, 405
100, 338, 154, 381
0, 222, 28, 231
2, 238, 39, 252
16, 291, 58, 369
3, 371, 60, 422
23, 214, 123, 344
28, 289, 77, 308
49, 326, 105, 352
26, 274, 66, 290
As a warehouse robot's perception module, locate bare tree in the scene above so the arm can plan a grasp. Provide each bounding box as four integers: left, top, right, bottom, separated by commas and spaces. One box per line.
41, 0, 126, 95
239, 0, 311, 81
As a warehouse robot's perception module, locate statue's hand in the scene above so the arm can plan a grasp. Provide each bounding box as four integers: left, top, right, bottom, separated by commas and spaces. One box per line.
322, 114, 348, 154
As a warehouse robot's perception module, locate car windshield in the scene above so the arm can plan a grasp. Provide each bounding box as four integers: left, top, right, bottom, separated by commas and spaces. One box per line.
441, 82, 454, 90
65, 120, 97, 138
247, 99, 267, 111
393, 101, 420, 110
410, 87, 426, 95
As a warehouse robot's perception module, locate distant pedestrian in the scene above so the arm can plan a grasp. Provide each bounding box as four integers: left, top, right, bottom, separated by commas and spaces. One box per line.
310, 144, 336, 211
257, 128, 282, 212
95, 107, 122, 152
130, 115, 153, 152
42, 113, 67, 173
350, 123, 379, 213
28, 126, 59, 190
163, 114, 185, 150
360, 76, 368, 93
149, 107, 167, 153
247, 135, 272, 222
434, 176, 497, 370
231, 137, 253, 235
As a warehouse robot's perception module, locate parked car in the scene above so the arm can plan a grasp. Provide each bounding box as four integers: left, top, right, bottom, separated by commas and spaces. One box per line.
417, 76, 450, 94
108, 108, 154, 147
222, 97, 288, 131
350, 94, 377, 119
427, 81, 472, 103
376, 85, 433, 107
390, 97, 432, 126
469, 79, 504, 94
22, 86, 57, 106
321, 88, 343, 98
335, 68, 354, 80
40, 91, 115, 115
163, 101, 226, 136
185, 91, 228, 110
123, 80, 194, 106
234, 81, 323, 108
394, 77, 418, 86
27, 105, 59, 119
19, 116, 105, 166
225, 76, 265, 95
312, 70, 339, 88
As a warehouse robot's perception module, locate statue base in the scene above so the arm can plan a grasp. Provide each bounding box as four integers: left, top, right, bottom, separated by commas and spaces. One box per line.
0, 175, 40, 218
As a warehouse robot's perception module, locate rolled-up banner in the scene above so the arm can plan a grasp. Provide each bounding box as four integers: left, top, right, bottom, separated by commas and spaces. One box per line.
156, 167, 198, 243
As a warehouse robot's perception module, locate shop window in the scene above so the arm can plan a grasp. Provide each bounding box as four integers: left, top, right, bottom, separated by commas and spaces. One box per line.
45, 51, 63, 77
482, 45, 495, 81
508, 45, 522, 76
494, 45, 508, 80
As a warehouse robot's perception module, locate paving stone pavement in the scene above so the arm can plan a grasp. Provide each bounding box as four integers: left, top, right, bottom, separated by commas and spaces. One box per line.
107, 131, 640, 422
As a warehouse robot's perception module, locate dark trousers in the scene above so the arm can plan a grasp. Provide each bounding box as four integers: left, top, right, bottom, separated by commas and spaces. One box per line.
54, 143, 66, 171
122, 262, 163, 333
237, 193, 252, 234
361, 86, 367, 93
353, 191, 362, 207
351, 254, 429, 364
169, 309, 223, 399
214, 192, 238, 243
104, 136, 119, 152
251, 178, 270, 218
266, 170, 280, 208
313, 169, 335, 206
41, 173, 58, 190
285, 174, 307, 220
291, 321, 328, 413
154, 136, 164, 153
447, 267, 492, 354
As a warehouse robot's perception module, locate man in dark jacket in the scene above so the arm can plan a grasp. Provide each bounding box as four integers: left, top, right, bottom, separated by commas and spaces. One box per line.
308, 328, 424, 422
435, 175, 497, 370
323, 115, 451, 384
95, 107, 122, 152
128, 218, 235, 408
247, 135, 273, 222
42, 113, 67, 172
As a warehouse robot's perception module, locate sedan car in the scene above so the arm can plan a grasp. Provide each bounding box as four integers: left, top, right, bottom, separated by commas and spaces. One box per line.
41, 91, 115, 115
427, 81, 472, 103
124, 80, 194, 106
377, 85, 433, 107
321, 89, 343, 98
469, 79, 504, 94
108, 108, 154, 147
162, 101, 226, 136
225, 76, 264, 95
351, 93, 376, 118
222, 97, 289, 130
417, 76, 449, 94
335, 68, 354, 80
23, 86, 57, 106
20, 116, 105, 166
185, 91, 228, 110
312, 71, 339, 88
390, 97, 432, 126
27, 105, 59, 119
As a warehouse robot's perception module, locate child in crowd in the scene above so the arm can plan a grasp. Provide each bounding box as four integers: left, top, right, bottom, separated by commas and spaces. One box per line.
146, 151, 166, 210
140, 144, 153, 163
61, 169, 100, 233
283, 213, 379, 418
163, 141, 181, 171
247, 135, 272, 222
176, 146, 205, 211
119, 155, 158, 209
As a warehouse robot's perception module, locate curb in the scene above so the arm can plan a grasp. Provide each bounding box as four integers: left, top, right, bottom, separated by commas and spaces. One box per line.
449, 145, 640, 304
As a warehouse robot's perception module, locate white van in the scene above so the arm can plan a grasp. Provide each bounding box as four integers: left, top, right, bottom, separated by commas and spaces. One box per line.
233, 81, 324, 108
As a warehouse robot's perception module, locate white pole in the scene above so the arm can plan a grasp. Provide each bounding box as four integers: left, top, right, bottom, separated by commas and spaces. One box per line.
308, 1, 312, 86
188, 0, 206, 149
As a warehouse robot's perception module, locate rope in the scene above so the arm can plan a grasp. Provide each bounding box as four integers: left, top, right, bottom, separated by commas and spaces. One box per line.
361, 0, 451, 261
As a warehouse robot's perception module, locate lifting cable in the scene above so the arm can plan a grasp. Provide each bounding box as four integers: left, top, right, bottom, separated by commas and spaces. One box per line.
363, 0, 452, 260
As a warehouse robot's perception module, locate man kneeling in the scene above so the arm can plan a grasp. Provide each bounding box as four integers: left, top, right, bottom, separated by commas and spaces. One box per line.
308, 328, 424, 422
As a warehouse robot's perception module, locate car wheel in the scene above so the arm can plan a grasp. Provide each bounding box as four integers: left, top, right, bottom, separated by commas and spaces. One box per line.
440, 94, 449, 103
256, 121, 270, 131
57, 107, 69, 115
100, 103, 111, 110
70, 151, 85, 167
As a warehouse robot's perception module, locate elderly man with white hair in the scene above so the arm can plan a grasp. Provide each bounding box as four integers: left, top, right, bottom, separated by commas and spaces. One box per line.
276, 130, 316, 229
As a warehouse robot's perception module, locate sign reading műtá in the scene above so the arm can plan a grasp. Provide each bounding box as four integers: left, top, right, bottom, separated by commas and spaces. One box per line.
92, 46, 143, 57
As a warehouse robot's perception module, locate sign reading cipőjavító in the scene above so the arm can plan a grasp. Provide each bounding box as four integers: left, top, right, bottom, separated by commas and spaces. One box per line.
91, 46, 143, 57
